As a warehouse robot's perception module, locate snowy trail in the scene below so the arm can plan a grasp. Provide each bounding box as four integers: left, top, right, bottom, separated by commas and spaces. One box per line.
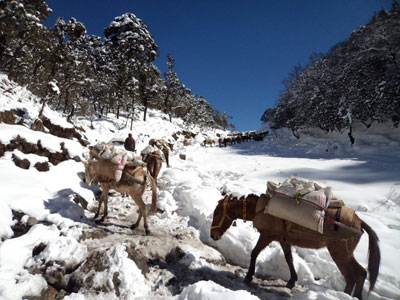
1, 74, 399, 299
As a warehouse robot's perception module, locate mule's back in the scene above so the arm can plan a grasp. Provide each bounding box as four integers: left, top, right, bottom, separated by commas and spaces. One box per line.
89, 160, 144, 186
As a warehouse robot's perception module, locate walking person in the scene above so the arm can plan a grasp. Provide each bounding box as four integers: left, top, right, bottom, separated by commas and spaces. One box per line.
124, 133, 136, 153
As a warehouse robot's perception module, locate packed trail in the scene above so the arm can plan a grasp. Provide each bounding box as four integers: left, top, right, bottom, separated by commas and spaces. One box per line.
1, 74, 400, 299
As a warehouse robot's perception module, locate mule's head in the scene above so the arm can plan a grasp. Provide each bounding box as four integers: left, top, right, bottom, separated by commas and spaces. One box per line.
82, 161, 95, 186
210, 195, 235, 241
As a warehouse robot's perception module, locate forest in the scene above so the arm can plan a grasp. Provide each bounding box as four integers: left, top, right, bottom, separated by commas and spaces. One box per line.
262, 2, 400, 143
0, 0, 232, 130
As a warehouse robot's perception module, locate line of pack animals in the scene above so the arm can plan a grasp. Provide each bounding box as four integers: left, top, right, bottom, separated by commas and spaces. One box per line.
82, 129, 379, 300
202, 130, 269, 147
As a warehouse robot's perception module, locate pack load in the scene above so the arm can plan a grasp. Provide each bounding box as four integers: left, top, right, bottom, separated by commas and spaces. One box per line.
93, 142, 144, 182
141, 145, 164, 162
264, 177, 340, 233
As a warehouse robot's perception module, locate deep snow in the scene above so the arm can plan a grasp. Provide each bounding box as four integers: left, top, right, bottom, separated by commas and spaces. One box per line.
1, 73, 400, 300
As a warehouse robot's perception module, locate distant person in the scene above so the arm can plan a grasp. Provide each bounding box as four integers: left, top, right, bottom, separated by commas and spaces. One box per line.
124, 133, 136, 152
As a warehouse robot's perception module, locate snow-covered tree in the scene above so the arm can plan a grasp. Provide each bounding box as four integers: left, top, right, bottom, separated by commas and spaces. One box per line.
266, 3, 400, 142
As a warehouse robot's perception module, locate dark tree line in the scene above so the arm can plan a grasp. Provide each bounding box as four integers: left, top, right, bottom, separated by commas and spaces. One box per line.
262, 1, 400, 143
0, 0, 231, 130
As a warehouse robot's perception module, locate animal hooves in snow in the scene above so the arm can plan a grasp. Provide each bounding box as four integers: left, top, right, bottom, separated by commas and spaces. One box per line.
286, 281, 295, 289
244, 276, 252, 284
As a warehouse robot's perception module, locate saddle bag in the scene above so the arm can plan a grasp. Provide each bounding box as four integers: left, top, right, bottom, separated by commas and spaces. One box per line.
265, 191, 326, 233
264, 177, 332, 233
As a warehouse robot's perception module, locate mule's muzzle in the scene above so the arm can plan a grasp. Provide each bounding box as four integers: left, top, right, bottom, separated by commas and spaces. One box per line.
210, 229, 222, 241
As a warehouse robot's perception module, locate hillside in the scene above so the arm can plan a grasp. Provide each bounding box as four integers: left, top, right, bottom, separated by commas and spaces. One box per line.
1, 73, 400, 300
264, 3, 400, 139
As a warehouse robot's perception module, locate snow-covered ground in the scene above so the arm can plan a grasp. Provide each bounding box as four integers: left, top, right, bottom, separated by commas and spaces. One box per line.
1, 73, 400, 300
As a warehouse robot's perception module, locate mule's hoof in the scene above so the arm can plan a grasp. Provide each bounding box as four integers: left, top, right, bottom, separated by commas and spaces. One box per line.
94, 217, 105, 224
244, 276, 252, 284
286, 281, 295, 289
130, 224, 138, 230
145, 229, 151, 235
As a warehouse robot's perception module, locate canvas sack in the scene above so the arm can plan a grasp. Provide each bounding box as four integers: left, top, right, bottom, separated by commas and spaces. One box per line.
265, 192, 325, 233
264, 176, 335, 233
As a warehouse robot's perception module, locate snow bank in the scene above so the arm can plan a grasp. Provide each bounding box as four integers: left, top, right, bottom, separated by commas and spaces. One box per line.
178, 280, 259, 300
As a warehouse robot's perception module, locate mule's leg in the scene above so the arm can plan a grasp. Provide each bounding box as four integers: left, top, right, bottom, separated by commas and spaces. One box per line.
130, 193, 150, 235
153, 162, 161, 186
245, 233, 273, 283
131, 209, 142, 230
351, 258, 367, 299
280, 241, 297, 288
164, 151, 170, 167
93, 187, 108, 220
141, 202, 150, 235
93, 194, 102, 219
328, 244, 366, 299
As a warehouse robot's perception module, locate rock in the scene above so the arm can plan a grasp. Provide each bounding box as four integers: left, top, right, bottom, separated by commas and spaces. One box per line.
80, 229, 107, 240
31, 119, 45, 132
179, 154, 186, 160
27, 216, 38, 226
125, 241, 149, 275
12, 153, 30, 169
166, 246, 186, 264
0, 109, 24, 124
112, 272, 121, 297
32, 243, 47, 256
25, 286, 58, 300
34, 161, 50, 172
73, 194, 88, 209
0, 142, 5, 157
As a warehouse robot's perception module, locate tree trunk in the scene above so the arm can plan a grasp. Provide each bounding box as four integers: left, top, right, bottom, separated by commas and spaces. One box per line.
348, 126, 355, 145
143, 103, 148, 121
67, 105, 75, 122
291, 128, 300, 139
63, 89, 70, 114
8, 44, 24, 81
164, 92, 170, 114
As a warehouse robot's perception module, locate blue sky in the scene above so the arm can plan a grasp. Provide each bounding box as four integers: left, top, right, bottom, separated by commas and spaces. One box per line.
45, 0, 392, 131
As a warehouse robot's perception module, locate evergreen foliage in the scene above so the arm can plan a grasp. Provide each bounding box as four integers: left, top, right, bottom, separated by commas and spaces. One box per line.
263, 2, 400, 142
0, 1, 229, 129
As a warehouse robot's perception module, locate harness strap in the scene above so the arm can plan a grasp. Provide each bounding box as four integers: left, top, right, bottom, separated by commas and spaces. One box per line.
119, 170, 147, 185
242, 197, 247, 222
212, 196, 249, 230
334, 207, 342, 231
211, 199, 232, 230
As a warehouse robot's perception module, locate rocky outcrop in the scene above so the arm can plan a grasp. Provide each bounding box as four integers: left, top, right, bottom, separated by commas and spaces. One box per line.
12, 153, 30, 169
31, 119, 45, 132
5, 136, 76, 167
34, 161, 50, 172
0, 142, 5, 157
40, 116, 89, 147
0, 109, 25, 125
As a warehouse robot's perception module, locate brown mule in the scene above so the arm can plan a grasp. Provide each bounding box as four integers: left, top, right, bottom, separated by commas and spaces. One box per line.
83, 160, 157, 235
149, 139, 171, 167
210, 194, 380, 300
143, 152, 163, 185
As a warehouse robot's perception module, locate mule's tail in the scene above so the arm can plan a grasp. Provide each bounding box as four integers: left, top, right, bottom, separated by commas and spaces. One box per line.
361, 219, 380, 292
147, 174, 158, 214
